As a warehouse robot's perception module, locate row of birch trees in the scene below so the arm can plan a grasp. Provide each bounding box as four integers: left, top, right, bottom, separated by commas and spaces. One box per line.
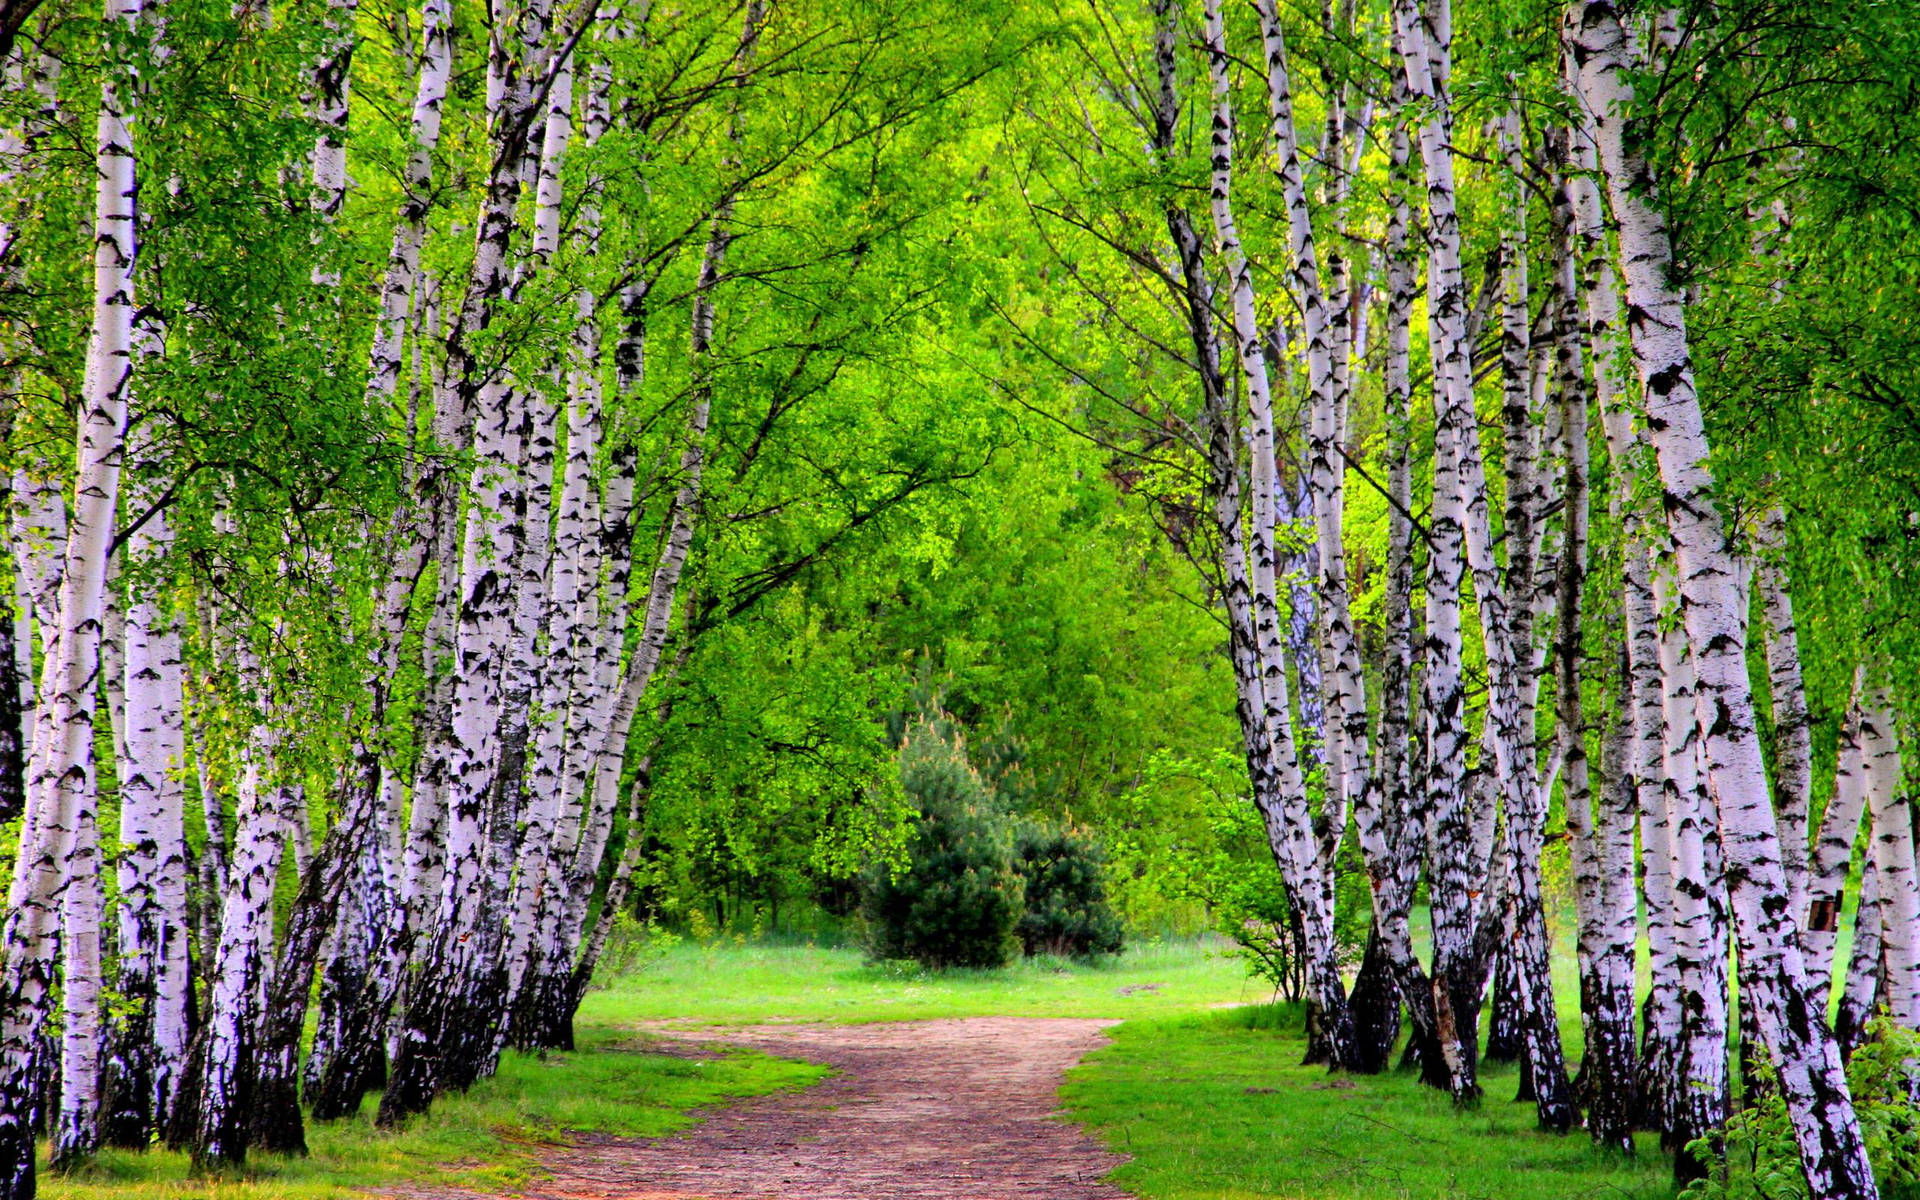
0, 0, 1010, 1194
4, 0, 1920, 1194
1008, 0, 1920, 1193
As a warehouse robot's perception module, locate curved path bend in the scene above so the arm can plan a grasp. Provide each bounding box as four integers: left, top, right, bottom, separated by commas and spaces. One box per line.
508, 1017, 1130, 1200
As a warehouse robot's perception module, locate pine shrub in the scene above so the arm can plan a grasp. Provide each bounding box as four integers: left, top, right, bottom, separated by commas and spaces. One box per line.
859, 719, 1025, 969
1014, 828, 1123, 960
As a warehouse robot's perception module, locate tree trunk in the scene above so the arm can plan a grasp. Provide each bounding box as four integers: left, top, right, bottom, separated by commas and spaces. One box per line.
1208, 0, 1355, 1071
192, 671, 293, 1168
1863, 686, 1916, 1029
102, 503, 192, 1147
379, 0, 563, 1126
1371, 65, 1445, 1090
1806, 678, 1869, 1015
1755, 508, 1813, 921
1568, 3, 1878, 1191
1652, 567, 1731, 1168
249, 768, 375, 1156
0, 0, 142, 1183
1390, 0, 1513, 1106
1832, 859, 1882, 1058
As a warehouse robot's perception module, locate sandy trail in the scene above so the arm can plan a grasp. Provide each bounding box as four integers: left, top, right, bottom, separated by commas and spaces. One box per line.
493, 1017, 1131, 1200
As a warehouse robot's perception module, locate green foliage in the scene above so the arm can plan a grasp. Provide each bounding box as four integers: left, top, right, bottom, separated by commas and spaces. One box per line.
589, 915, 683, 992
1681, 1021, 1920, 1200
1113, 749, 1368, 997
859, 719, 1026, 968
1013, 827, 1123, 960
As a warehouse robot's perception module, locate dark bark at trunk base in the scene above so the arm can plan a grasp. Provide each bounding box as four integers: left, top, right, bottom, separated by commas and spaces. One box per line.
1636, 994, 1675, 1135
1582, 979, 1639, 1152
1300, 958, 1362, 1073
308, 1008, 390, 1122
0, 1037, 51, 1200
249, 1050, 306, 1157
514, 963, 578, 1053
1485, 949, 1524, 1063
1514, 1048, 1536, 1102
162, 1032, 203, 1152
250, 800, 364, 1154
1392, 957, 1463, 1095
1348, 927, 1401, 1075
1435, 962, 1484, 1105
191, 1028, 255, 1169
100, 998, 156, 1148
380, 958, 506, 1126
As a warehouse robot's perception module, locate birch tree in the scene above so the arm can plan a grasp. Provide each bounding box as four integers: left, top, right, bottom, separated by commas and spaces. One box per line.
0, 0, 146, 1184
1568, 1, 1877, 1190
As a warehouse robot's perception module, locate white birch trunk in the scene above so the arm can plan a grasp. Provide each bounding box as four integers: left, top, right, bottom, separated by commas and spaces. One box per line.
1568, 4, 1876, 1188
1864, 687, 1916, 1029
56, 773, 105, 1166
1756, 507, 1813, 919
1653, 565, 1732, 1156
1806, 677, 1870, 1013
103, 502, 191, 1143
381, 0, 563, 1120
1391, 0, 1520, 1104
306, 0, 358, 286
1834, 858, 1882, 1056
1208, 0, 1354, 1069
2, 0, 143, 1181
193, 665, 292, 1166
493, 58, 578, 1040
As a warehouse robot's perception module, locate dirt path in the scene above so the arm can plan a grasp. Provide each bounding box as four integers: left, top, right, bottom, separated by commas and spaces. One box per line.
504, 1017, 1131, 1200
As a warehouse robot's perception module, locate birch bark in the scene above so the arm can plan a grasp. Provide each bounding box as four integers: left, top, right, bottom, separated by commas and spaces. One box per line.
1207, 0, 1356, 1071
1806, 677, 1869, 1016
1, 0, 143, 1183
1653, 566, 1730, 1164
192, 644, 294, 1167
1568, 3, 1877, 1189
1756, 507, 1813, 918
1863, 687, 1916, 1029
101, 502, 191, 1146
380, 0, 563, 1124
1832, 858, 1882, 1057
1548, 181, 1637, 1146
1389, 0, 1501, 1104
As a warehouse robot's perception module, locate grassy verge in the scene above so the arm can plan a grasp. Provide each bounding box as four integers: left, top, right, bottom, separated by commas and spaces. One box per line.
41, 1028, 826, 1200
581, 934, 1259, 1025
41, 937, 1690, 1200
1064, 1004, 1676, 1200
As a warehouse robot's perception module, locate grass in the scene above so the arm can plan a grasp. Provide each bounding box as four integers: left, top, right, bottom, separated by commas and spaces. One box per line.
40, 1027, 826, 1199
42, 934, 1690, 1200
581, 933, 1261, 1025
1065, 1004, 1677, 1200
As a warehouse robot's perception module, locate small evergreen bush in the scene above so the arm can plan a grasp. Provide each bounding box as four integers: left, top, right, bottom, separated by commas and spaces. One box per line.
859, 719, 1025, 969
1014, 828, 1123, 960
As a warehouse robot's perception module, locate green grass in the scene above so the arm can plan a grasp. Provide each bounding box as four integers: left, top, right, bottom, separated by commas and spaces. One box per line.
42, 936, 1690, 1200
581, 934, 1262, 1025
1065, 1004, 1677, 1200
41, 1027, 826, 1199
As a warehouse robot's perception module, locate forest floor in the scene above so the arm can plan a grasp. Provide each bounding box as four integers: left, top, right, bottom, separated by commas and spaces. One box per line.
43, 937, 1685, 1200
478, 1017, 1130, 1200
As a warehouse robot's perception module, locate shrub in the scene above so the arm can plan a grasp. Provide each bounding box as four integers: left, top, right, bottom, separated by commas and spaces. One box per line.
859, 719, 1025, 969
1682, 1019, 1920, 1200
1014, 828, 1123, 960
